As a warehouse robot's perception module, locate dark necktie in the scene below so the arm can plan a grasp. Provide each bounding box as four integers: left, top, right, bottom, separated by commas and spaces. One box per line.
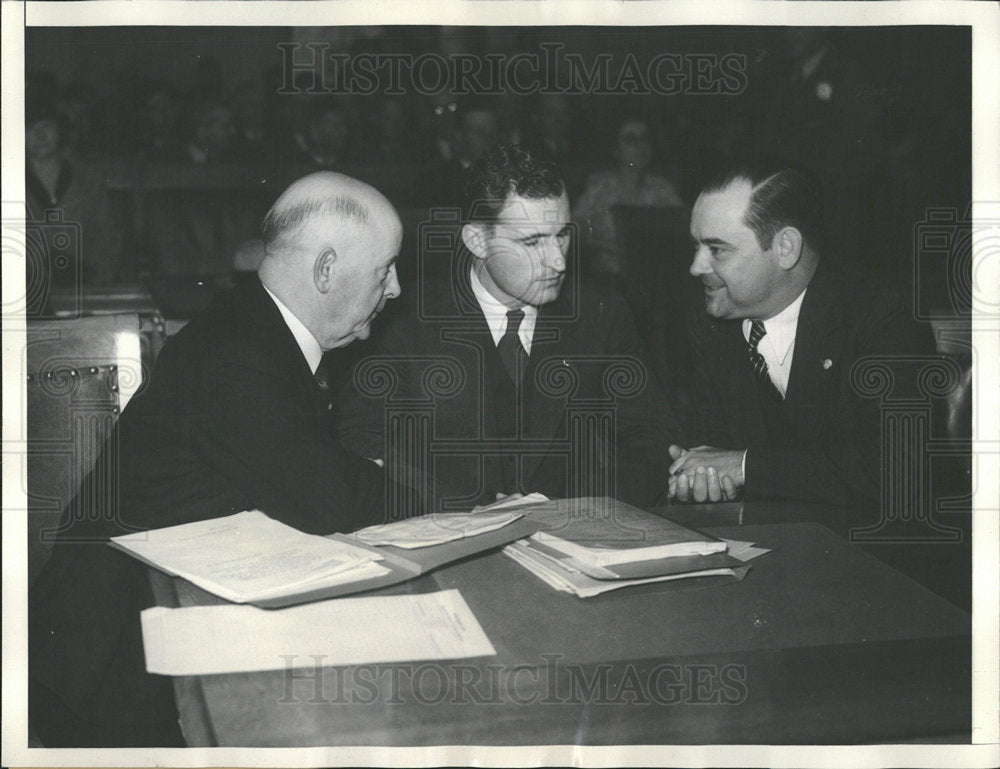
747, 320, 781, 399
497, 309, 527, 385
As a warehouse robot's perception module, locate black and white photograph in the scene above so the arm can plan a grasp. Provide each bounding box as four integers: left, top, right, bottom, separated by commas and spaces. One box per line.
2, 1, 998, 766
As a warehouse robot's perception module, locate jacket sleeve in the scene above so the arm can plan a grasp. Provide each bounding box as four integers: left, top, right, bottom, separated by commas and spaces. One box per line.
599, 289, 687, 506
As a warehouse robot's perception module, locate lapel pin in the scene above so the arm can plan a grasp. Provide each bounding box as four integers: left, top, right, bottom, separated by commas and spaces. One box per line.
822, 359, 833, 370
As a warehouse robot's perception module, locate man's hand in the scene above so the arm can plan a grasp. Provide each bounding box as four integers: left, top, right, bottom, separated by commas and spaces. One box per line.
667, 445, 744, 503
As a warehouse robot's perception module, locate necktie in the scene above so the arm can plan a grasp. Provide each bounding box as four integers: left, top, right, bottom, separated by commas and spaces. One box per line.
497, 309, 527, 385
747, 320, 781, 399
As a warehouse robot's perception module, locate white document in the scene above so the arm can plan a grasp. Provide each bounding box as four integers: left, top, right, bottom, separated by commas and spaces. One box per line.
141, 589, 496, 676
112, 510, 386, 603
350, 511, 523, 549
720, 538, 772, 562
471, 492, 550, 513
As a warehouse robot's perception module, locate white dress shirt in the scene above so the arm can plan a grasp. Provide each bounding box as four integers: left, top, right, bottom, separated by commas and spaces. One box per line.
469, 267, 538, 354
742, 288, 807, 399
262, 283, 324, 375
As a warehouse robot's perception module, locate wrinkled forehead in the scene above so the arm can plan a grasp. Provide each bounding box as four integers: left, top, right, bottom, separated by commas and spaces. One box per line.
495, 193, 571, 230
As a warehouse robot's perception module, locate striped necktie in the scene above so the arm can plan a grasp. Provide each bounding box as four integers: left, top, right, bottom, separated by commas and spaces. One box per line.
747, 320, 781, 399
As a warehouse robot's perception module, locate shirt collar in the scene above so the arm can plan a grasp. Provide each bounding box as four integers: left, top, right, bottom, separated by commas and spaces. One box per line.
743, 288, 807, 366
262, 283, 324, 375
469, 266, 538, 350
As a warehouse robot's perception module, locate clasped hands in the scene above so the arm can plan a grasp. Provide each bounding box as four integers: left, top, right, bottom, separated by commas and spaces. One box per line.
667, 445, 744, 503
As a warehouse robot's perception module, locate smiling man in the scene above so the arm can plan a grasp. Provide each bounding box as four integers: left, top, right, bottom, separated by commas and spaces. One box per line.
669, 157, 935, 506
340, 144, 678, 512
30, 171, 402, 747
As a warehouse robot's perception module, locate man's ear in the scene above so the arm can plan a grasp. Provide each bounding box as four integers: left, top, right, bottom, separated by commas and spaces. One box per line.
313, 248, 337, 293
773, 226, 803, 270
461, 223, 488, 260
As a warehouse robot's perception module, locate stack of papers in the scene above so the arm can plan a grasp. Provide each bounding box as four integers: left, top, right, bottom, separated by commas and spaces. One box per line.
111, 510, 389, 604
525, 499, 728, 566
503, 537, 768, 598
350, 512, 523, 549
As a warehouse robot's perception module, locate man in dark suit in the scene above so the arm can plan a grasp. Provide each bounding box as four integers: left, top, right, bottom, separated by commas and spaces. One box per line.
29, 172, 402, 747
339, 144, 678, 514
668, 158, 935, 506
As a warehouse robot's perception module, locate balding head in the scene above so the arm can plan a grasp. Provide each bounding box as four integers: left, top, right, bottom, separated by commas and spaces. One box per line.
261, 171, 395, 254
258, 172, 402, 350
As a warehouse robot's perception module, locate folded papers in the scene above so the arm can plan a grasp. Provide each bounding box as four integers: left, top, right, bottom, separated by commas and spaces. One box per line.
523, 498, 728, 567
112, 508, 539, 608
350, 511, 523, 549
111, 510, 388, 604
503, 538, 768, 598
141, 589, 496, 675
488, 498, 772, 598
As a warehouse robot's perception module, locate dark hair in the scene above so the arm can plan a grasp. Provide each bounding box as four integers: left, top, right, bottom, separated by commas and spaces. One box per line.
464, 143, 565, 223
701, 156, 826, 253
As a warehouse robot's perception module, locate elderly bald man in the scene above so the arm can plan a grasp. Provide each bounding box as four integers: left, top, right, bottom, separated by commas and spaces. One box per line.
29, 172, 402, 747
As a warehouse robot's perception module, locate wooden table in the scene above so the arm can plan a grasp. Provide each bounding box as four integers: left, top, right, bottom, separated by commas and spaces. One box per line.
150, 514, 971, 746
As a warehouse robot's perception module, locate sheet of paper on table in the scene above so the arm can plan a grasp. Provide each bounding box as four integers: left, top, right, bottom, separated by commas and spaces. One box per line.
141, 589, 496, 675
349, 511, 524, 548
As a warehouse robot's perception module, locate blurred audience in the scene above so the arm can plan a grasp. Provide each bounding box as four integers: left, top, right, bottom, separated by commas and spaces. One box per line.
25, 97, 123, 286
180, 91, 238, 164
21, 28, 967, 292
418, 97, 499, 209
573, 115, 683, 275
133, 80, 185, 159
287, 98, 353, 168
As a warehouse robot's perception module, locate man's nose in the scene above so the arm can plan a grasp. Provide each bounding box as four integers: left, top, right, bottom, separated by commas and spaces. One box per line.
689, 245, 711, 277
384, 265, 401, 299
546, 240, 567, 273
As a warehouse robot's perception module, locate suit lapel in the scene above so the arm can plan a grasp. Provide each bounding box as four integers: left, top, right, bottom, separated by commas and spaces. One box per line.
519, 298, 576, 484
248, 278, 322, 405
784, 262, 843, 408
715, 319, 772, 442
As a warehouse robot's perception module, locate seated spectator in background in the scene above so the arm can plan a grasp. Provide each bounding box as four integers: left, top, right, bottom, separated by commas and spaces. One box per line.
228, 80, 268, 160
30, 171, 402, 747
668, 157, 935, 507
418, 98, 499, 210
56, 81, 102, 159
522, 93, 579, 166
573, 116, 684, 276
288, 98, 353, 169
418, 92, 459, 164
180, 91, 237, 164
133, 79, 185, 160
25, 98, 122, 286
367, 95, 420, 165
339, 144, 679, 513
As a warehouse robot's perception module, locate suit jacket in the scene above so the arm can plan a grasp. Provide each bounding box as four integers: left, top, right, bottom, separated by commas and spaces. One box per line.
338, 266, 680, 513
30, 277, 385, 726
683, 260, 935, 507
